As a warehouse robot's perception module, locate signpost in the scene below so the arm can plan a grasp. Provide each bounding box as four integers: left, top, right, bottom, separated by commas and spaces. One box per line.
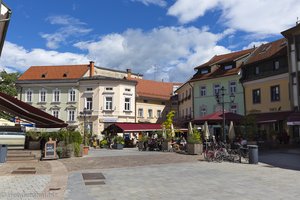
43, 138, 57, 160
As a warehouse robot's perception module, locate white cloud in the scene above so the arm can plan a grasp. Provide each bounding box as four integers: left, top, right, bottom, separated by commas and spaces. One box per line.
131, 0, 167, 7
74, 26, 230, 82
243, 41, 268, 50
0, 41, 89, 72
168, 0, 300, 35
41, 15, 92, 49
168, 0, 220, 24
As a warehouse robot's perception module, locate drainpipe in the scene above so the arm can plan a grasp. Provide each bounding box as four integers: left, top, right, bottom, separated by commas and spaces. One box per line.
188, 81, 194, 120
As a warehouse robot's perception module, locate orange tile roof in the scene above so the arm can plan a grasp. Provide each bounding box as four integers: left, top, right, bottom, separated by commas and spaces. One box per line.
18, 65, 89, 80
244, 38, 287, 65
127, 77, 181, 100
194, 48, 254, 70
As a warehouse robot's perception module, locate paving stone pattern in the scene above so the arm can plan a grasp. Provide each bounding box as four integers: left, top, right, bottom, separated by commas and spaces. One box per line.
0, 175, 51, 200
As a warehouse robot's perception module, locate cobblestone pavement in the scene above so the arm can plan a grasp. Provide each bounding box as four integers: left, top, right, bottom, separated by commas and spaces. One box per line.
59, 149, 201, 172
63, 148, 300, 200
0, 175, 52, 200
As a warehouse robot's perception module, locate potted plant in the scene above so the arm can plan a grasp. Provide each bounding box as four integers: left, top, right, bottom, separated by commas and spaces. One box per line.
83, 133, 91, 155
187, 128, 203, 155
113, 136, 124, 149
26, 131, 42, 150
100, 139, 108, 148
138, 135, 148, 151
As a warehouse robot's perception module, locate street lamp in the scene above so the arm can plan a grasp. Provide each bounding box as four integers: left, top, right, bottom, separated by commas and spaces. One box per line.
79, 108, 91, 145
215, 86, 235, 142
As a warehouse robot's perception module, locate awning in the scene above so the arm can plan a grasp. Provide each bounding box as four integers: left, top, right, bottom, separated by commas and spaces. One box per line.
250, 111, 292, 124
105, 123, 162, 133
193, 111, 244, 124
287, 112, 300, 125
0, 1, 12, 56
0, 92, 67, 128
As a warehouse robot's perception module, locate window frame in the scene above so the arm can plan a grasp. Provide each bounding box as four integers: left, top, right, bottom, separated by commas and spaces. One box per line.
200, 85, 206, 97
104, 96, 113, 110
138, 108, 143, 118
39, 89, 47, 102
124, 97, 131, 111
86, 97, 93, 110
69, 88, 76, 102
252, 89, 261, 104
53, 89, 60, 102
67, 109, 76, 122
270, 85, 280, 102
148, 109, 153, 118
25, 89, 33, 103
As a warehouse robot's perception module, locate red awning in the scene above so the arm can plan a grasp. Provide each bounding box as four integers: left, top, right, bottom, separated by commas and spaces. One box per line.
193, 111, 244, 124
106, 123, 162, 133
250, 111, 292, 124
0, 92, 67, 128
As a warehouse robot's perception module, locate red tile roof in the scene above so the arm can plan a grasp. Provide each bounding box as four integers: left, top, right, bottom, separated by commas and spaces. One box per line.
127, 77, 181, 100
18, 65, 89, 80
195, 48, 254, 70
244, 38, 287, 65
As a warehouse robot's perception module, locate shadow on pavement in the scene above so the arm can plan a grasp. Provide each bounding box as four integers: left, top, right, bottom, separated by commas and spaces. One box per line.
259, 149, 300, 171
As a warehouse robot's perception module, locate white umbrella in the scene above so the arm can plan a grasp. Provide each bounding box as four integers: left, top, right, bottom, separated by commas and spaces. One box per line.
204, 121, 210, 140
162, 125, 166, 139
188, 121, 193, 135
170, 123, 175, 138
228, 121, 235, 142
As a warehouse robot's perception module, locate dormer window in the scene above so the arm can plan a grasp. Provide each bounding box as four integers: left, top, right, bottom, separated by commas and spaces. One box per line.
41, 74, 46, 78
86, 88, 93, 91
201, 69, 209, 74
255, 66, 260, 75
273, 61, 280, 71
63, 73, 68, 78
224, 65, 233, 70
106, 87, 113, 91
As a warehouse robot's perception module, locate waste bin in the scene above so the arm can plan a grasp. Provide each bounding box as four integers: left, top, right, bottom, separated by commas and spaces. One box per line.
0, 144, 8, 163
248, 145, 258, 164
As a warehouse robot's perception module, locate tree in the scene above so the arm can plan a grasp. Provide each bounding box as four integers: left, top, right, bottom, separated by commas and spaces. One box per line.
162, 110, 175, 140
0, 70, 21, 119
0, 70, 21, 96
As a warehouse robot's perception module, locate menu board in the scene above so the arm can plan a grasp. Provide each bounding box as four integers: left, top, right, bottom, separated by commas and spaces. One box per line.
44, 138, 57, 159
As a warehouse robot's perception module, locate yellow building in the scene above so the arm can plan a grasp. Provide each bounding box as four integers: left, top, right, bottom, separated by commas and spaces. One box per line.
241, 38, 291, 141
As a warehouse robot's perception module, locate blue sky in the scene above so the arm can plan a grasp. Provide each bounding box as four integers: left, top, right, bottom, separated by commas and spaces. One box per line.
1, 0, 299, 82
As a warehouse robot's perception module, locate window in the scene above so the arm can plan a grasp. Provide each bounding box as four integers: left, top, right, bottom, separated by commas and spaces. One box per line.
68, 110, 75, 121
230, 81, 237, 94
161, 102, 165, 105
200, 106, 207, 116
105, 87, 113, 91
26, 90, 32, 102
86, 97, 93, 110
273, 61, 280, 71
255, 66, 260, 75
200, 86, 206, 97
52, 110, 59, 118
105, 97, 113, 110
125, 88, 131, 92
201, 69, 208, 74
148, 109, 153, 118
182, 109, 184, 117
143, 100, 148, 103
40, 89, 46, 102
69, 89, 76, 102
86, 88, 93, 91
157, 110, 162, 118
124, 98, 131, 111
230, 104, 237, 113
138, 108, 143, 117
252, 89, 261, 104
214, 84, 220, 95
189, 107, 192, 117
271, 85, 280, 101
53, 89, 60, 102
224, 65, 233, 70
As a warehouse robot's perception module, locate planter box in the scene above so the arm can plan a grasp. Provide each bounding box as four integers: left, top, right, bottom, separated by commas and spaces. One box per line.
83, 146, 89, 155
113, 144, 124, 149
28, 140, 41, 150
187, 143, 203, 155
162, 141, 172, 151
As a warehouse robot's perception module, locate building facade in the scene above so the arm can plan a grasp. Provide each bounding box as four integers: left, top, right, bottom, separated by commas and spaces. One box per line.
190, 49, 253, 120
241, 38, 291, 140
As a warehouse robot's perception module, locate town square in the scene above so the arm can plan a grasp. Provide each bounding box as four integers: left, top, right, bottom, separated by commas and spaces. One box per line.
1, 1, 300, 200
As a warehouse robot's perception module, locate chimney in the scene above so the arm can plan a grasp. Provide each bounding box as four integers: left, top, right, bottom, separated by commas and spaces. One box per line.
126, 69, 132, 78
89, 61, 94, 77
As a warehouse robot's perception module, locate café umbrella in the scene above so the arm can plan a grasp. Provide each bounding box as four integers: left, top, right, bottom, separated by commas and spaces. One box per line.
204, 121, 210, 140
228, 121, 235, 142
